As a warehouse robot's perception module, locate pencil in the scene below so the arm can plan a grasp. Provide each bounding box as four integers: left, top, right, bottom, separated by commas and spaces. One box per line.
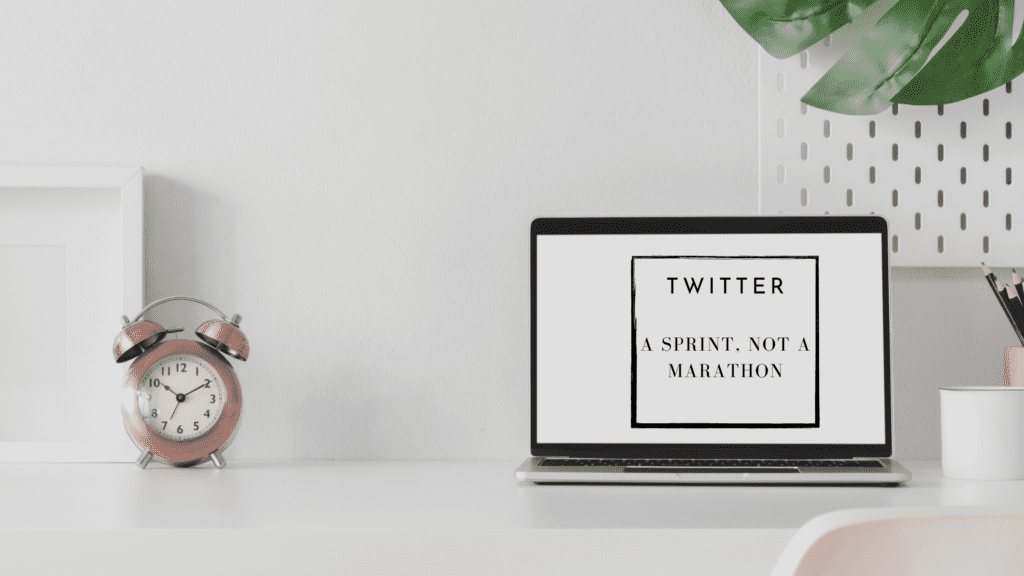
982, 263, 1024, 346
996, 280, 1024, 341
1010, 270, 1024, 319
1007, 287, 1024, 338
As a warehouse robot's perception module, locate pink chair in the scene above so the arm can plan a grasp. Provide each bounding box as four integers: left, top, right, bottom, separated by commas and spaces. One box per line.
771, 506, 1024, 576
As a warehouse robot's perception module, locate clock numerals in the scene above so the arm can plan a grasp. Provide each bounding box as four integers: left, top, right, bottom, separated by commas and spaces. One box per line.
142, 357, 224, 439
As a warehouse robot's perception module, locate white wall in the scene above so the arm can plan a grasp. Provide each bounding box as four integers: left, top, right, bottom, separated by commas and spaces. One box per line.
2, 1, 992, 461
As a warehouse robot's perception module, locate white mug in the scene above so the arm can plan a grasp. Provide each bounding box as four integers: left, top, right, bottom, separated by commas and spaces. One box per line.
940, 386, 1024, 480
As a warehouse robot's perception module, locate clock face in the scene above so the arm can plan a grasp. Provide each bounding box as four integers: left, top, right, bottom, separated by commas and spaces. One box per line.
136, 354, 226, 440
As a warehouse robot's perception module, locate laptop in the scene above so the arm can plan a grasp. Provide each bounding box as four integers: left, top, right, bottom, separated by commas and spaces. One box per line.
516, 216, 911, 484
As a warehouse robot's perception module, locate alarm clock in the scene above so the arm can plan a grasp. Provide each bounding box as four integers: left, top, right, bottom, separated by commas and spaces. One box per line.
113, 296, 248, 469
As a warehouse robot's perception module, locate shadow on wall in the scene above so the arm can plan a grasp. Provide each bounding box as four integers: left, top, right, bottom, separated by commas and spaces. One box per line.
890, 267, 1008, 460
143, 174, 238, 321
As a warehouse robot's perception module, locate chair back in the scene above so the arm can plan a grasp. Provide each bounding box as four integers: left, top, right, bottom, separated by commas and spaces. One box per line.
771, 506, 1024, 576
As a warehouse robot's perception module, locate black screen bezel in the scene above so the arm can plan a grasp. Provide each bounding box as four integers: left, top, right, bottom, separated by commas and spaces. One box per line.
530, 216, 893, 459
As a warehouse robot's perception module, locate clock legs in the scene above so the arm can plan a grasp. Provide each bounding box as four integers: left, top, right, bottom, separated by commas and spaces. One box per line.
135, 449, 226, 468
209, 449, 226, 469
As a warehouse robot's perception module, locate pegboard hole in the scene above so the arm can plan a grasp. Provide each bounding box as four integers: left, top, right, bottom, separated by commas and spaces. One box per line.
938, 190, 944, 207
915, 167, 921, 184
1008, 82, 1013, 93
800, 51, 808, 69
984, 144, 989, 162
1008, 167, 1013, 185
915, 121, 921, 138
984, 190, 990, 207
1008, 213, 1013, 231
938, 104, 944, 115
778, 119, 786, 138
1008, 122, 1013, 139
869, 121, 876, 138
870, 166, 876, 184
984, 236, 990, 253
961, 122, 968, 139
938, 144, 944, 161
778, 73, 786, 92
984, 99, 990, 116
777, 165, 786, 183
915, 212, 921, 229
847, 143, 853, 160
800, 188, 808, 206
892, 103, 899, 115
961, 213, 967, 230
801, 142, 808, 160
892, 235, 899, 253
824, 166, 831, 183
961, 167, 967, 184
892, 189, 899, 206
938, 236, 944, 253
847, 189, 853, 207
892, 144, 899, 161
800, 102, 808, 115
824, 120, 831, 138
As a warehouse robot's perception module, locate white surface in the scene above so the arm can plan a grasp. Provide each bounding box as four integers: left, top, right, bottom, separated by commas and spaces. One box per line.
0, 2, 1010, 464
0, 245, 67, 391
0, 167, 142, 461
0, 460, 1017, 575
940, 386, 1024, 479
759, 0, 1024, 266
0, 1, 758, 461
772, 506, 1024, 576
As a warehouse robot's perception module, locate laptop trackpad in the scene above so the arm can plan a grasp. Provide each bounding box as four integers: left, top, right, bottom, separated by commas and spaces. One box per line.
624, 467, 799, 474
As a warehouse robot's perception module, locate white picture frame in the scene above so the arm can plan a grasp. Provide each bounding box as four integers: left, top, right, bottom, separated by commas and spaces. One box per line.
0, 166, 143, 461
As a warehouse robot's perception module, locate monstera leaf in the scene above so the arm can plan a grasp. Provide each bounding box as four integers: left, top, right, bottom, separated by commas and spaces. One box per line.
720, 0, 1024, 114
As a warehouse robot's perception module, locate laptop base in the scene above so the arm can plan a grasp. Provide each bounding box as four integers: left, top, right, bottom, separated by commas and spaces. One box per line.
515, 457, 912, 484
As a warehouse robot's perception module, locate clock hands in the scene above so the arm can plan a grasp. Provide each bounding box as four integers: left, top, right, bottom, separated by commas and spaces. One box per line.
163, 381, 211, 424
161, 383, 190, 422
183, 383, 209, 397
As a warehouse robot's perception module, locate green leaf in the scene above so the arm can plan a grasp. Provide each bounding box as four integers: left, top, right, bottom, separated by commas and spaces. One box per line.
719, 1, 876, 59
892, 0, 1000, 104
801, 0, 992, 114
895, 0, 1024, 104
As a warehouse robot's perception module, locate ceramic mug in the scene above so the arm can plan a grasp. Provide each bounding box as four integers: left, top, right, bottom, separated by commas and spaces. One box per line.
940, 386, 1024, 480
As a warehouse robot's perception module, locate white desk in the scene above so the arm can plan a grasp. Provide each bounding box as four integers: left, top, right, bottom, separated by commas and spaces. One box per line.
0, 460, 1019, 575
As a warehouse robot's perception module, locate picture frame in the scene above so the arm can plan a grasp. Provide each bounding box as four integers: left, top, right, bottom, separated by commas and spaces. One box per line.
0, 166, 143, 461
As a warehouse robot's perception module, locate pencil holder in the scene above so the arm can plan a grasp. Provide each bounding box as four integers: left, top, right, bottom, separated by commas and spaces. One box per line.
1005, 347, 1024, 387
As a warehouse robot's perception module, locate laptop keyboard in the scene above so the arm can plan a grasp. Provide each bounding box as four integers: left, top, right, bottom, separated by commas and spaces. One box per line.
540, 458, 883, 468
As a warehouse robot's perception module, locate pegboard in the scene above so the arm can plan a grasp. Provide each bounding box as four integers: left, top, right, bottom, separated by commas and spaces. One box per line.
759, 2, 1024, 266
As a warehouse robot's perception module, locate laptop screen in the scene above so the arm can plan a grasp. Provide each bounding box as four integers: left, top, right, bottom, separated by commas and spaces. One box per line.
532, 217, 892, 458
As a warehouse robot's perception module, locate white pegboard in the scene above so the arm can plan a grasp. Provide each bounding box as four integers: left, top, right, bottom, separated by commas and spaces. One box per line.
759, 1, 1024, 266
